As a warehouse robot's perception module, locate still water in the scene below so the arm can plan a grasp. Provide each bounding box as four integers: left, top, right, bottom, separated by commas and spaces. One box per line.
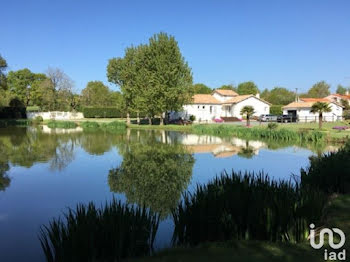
0, 126, 336, 261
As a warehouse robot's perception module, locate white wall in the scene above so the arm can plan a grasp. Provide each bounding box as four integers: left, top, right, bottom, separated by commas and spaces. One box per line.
177, 104, 222, 122
27, 111, 84, 120
232, 97, 270, 118
283, 103, 343, 122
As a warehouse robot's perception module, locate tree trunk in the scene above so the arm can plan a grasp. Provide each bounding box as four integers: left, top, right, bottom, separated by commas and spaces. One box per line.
148, 117, 152, 125
137, 112, 140, 125
319, 113, 322, 129
126, 112, 130, 125
247, 115, 250, 127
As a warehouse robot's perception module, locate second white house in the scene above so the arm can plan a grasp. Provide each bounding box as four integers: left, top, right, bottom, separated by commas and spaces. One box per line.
171, 89, 271, 122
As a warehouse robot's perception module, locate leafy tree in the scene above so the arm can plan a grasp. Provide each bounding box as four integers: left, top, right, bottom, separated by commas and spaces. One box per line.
0, 54, 7, 90
237, 81, 259, 95
108, 142, 194, 217
81, 81, 111, 107
261, 87, 295, 105
7, 69, 36, 106
217, 84, 236, 91
240, 106, 255, 126
192, 83, 212, 94
340, 99, 350, 110
108, 32, 193, 125
307, 81, 330, 98
310, 102, 332, 129
336, 85, 348, 95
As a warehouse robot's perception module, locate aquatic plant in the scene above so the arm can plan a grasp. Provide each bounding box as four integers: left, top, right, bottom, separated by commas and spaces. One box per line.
192, 124, 325, 142
39, 199, 159, 262
301, 140, 350, 194
47, 120, 77, 129
80, 120, 126, 133
172, 171, 326, 246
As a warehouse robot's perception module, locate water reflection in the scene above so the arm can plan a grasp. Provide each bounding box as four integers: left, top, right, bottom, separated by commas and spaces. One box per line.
109, 142, 194, 217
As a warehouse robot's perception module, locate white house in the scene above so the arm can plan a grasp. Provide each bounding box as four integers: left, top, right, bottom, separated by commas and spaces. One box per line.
171, 89, 271, 122
283, 98, 343, 122
325, 93, 350, 106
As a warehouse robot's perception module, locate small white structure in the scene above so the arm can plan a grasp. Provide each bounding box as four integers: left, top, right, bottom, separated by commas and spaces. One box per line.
283, 98, 343, 122
171, 89, 271, 122
27, 111, 84, 120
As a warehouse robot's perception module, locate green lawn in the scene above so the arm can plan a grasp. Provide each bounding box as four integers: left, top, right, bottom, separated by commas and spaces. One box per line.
129, 195, 350, 262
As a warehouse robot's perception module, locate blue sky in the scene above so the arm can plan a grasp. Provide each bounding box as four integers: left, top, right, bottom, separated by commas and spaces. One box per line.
1, 0, 350, 93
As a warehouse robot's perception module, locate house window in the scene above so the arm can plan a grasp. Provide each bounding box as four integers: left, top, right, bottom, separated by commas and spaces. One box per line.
210, 106, 213, 113
197, 106, 200, 109
202, 106, 205, 109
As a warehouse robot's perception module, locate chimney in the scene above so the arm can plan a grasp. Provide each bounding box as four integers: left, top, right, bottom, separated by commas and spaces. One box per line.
256, 93, 260, 99
346, 90, 349, 96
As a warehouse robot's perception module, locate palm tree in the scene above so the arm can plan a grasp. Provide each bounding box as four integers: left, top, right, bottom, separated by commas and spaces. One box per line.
310, 102, 332, 129
240, 106, 255, 127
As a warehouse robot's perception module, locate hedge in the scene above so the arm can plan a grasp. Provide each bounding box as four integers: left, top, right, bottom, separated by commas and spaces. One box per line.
0, 107, 27, 119
270, 105, 283, 115
83, 107, 123, 118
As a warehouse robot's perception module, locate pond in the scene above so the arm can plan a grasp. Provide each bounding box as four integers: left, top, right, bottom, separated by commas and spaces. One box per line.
0, 126, 338, 261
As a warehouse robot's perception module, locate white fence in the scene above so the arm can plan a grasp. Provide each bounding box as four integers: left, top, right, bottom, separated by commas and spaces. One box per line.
27, 111, 84, 120
297, 116, 344, 123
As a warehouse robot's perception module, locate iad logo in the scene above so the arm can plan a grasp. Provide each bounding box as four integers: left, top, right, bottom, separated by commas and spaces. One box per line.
309, 223, 346, 260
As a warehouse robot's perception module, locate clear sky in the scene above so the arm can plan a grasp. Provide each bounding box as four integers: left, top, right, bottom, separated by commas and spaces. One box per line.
1, 0, 350, 93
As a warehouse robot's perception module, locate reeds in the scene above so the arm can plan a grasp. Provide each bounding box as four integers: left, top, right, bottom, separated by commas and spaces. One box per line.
47, 121, 77, 129
80, 121, 126, 132
192, 124, 325, 142
39, 199, 159, 262
301, 140, 350, 194
172, 171, 326, 246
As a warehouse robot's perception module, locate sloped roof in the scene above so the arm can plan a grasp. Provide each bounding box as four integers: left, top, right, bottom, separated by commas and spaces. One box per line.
223, 95, 272, 105
283, 100, 342, 109
192, 94, 221, 104
213, 89, 238, 96
327, 94, 350, 100
300, 98, 331, 102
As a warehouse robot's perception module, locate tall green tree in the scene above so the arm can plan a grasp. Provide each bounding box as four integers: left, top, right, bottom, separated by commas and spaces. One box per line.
240, 106, 255, 126
0, 54, 7, 90
307, 81, 330, 98
108, 32, 193, 125
237, 81, 259, 95
310, 102, 332, 129
261, 87, 295, 105
7, 69, 38, 106
192, 83, 212, 94
81, 81, 111, 106
336, 84, 349, 95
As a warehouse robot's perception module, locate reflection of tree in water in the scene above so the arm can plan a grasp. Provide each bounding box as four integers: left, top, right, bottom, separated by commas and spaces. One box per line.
237, 141, 255, 159
109, 142, 194, 218
0, 141, 10, 191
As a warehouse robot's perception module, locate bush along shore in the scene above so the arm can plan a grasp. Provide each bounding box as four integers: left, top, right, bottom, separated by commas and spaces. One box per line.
39, 140, 350, 261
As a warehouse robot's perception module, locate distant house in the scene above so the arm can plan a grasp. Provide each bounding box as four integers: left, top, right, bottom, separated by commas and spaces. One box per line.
283, 98, 343, 122
325, 93, 350, 106
170, 89, 271, 122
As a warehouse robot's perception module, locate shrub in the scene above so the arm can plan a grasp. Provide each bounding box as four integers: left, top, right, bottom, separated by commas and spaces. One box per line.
31, 116, 43, 125
172, 171, 326, 246
267, 122, 278, 130
83, 107, 122, 118
343, 110, 350, 120
189, 115, 196, 122
270, 105, 283, 115
0, 107, 27, 119
47, 121, 77, 129
100, 121, 126, 131
80, 121, 100, 130
301, 140, 350, 194
39, 199, 159, 262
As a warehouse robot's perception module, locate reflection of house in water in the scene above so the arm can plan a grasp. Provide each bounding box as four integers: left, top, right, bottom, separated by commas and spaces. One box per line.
41, 125, 83, 134
161, 132, 267, 158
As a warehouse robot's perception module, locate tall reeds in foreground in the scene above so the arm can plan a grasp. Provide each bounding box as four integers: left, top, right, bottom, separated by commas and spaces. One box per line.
39, 199, 159, 262
172, 171, 326, 246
